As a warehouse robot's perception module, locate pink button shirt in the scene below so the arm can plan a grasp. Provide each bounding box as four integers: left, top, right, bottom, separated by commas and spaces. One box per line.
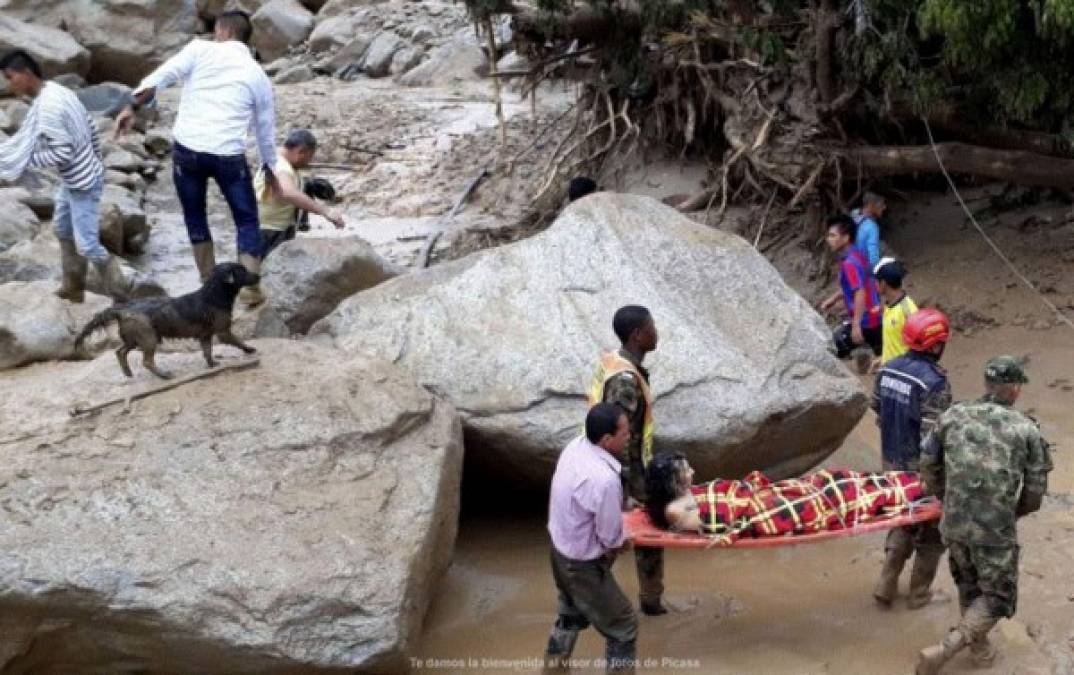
548, 436, 625, 561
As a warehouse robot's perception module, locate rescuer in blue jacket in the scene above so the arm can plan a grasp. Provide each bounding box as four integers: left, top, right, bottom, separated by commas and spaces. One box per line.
871, 308, 952, 609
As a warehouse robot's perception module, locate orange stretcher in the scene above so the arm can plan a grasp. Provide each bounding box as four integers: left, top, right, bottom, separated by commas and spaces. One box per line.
623, 498, 942, 549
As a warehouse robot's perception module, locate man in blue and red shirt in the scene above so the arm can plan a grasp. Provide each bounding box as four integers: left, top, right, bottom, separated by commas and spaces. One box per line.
820, 214, 883, 359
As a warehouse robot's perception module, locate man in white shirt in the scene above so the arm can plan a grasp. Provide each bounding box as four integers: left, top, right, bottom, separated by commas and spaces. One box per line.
115, 11, 277, 285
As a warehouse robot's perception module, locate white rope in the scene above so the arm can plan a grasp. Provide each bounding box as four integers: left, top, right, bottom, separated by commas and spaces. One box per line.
922, 118, 1074, 333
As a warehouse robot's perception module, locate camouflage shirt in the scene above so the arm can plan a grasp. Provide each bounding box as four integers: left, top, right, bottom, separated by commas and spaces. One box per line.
602, 349, 650, 498
920, 394, 1053, 546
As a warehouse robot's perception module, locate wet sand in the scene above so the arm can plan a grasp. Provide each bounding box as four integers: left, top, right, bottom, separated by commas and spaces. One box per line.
417, 324, 1074, 674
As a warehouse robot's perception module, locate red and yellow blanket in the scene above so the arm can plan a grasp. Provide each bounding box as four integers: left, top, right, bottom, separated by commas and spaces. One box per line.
626, 469, 939, 549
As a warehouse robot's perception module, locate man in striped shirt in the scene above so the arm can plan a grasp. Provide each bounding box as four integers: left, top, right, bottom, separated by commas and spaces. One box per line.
116, 11, 276, 288
0, 50, 129, 301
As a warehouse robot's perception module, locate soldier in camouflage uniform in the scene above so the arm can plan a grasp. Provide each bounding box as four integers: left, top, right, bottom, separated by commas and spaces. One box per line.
915, 356, 1053, 675
590, 305, 666, 616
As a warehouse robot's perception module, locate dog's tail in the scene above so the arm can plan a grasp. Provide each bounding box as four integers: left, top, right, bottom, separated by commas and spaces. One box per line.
74, 307, 121, 350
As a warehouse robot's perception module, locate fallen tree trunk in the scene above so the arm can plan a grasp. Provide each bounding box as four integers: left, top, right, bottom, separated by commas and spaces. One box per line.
844, 142, 1074, 188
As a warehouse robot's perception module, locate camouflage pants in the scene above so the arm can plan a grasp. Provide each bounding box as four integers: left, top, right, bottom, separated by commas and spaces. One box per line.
947, 541, 1019, 619
623, 457, 663, 605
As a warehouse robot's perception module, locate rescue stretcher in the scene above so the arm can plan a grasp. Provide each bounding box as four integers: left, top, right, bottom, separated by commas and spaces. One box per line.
623, 497, 942, 549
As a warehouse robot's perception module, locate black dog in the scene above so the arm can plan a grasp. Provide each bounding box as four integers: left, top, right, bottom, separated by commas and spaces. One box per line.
75, 262, 259, 379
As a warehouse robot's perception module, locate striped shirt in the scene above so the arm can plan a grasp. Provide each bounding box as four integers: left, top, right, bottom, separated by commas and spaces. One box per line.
28, 83, 103, 191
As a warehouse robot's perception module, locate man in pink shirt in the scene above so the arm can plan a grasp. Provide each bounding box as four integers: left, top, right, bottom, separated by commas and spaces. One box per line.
544, 403, 638, 674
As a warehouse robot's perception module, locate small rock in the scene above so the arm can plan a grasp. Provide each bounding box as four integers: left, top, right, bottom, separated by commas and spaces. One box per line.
53, 73, 86, 90
410, 24, 436, 44
143, 128, 173, 157
273, 64, 315, 84
75, 82, 133, 118
251, 0, 315, 63
103, 148, 143, 174
262, 56, 294, 77
361, 32, 405, 78
2, 101, 30, 134
308, 15, 355, 53
0, 281, 115, 370
397, 39, 486, 87
319, 34, 373, 76
389, 47, 422, 76
99, 185, 148, 256
0, 197, 38, 254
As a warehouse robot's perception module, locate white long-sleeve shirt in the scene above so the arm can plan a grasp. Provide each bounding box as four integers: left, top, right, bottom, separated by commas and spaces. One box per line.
135, 39, 276, 170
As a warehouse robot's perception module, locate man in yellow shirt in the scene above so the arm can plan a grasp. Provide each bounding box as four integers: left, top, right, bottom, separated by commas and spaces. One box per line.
241, 129, 345, 306
873, 257, 918, 368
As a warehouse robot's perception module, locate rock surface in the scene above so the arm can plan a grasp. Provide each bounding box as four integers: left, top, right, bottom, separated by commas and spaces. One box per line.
0, 281, 113, 370
0, 196, 38, 253
61, 0, 199, 86
314, 193, 868, 484
0, 14, 90, 79
251, 0, 315, 63
397, 38, 486, 87
254, 236, 401, 337
99, 185, 149, 256
0, 340, 463, 673
0, 233, 166, 298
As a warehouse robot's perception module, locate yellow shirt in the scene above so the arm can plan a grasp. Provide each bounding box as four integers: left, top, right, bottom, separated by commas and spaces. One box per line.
254, 152, 301, 231
881, 294, 918, 364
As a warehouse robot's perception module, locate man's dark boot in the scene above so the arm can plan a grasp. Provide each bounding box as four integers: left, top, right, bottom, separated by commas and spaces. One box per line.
542, 624, 579, 673
907, 550, 943, 609
636, 546, 666, 615
605, 638, 637, 675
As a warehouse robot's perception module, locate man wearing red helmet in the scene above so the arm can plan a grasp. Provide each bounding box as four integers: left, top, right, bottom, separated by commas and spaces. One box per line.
870, 308, 953, 609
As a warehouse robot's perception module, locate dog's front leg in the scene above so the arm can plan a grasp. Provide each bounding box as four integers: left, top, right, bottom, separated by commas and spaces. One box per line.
217, 330, 256, 354
200, 337, 216, 368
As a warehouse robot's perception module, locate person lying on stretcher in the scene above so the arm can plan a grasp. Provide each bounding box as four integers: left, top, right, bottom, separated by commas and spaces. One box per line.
644, 453, 925, 543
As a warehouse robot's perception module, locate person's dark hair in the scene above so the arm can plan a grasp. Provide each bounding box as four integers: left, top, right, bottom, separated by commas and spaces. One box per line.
874, 259, 906, 288
568, 176, 598, 202
585, 403, 624, 445
862, 191, 885, 207
645, 452, 689, 529
826, 213, 857, 241
284, 128, 317, 151
217, 10, 253, 44
612, 305, 651, 344
0, 50, 43, 80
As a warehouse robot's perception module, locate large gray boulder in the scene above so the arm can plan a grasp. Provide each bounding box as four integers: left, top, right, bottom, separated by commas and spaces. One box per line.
251, 0, 315, 63
0, 14, 91, 79
0, 194, 38, 253
361, 32, 405, 78
0, 281, 113, 370
0, 340, 463, 673
308, 14, 356, 53
61, 0, 198, 86
397, 38, 486, 87
254, 236, 401, 337
313, 193, 867, 485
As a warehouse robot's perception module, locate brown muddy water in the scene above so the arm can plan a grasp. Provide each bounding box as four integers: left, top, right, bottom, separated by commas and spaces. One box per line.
416, 326, 1074, 675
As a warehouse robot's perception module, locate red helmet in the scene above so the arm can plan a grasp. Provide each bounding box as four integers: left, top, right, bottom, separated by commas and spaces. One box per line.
902, 308, 950, 352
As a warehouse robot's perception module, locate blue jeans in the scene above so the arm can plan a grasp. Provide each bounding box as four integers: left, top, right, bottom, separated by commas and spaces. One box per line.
172, 142, 261, 256
53, 175, 108, 264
